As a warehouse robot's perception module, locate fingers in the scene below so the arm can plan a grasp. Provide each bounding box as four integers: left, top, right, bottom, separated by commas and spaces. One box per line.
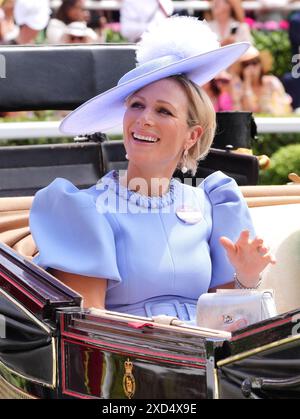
221, 231, 277, 265
219, 236, 236, 255
252, 236, 277, 264
236, 230, 250, 246
251, 236, 264, 249
263, 252, 277, 265
257, 245, 269, 255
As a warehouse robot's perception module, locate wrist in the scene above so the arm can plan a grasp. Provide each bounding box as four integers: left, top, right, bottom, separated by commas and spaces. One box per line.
234, 272, 262, 290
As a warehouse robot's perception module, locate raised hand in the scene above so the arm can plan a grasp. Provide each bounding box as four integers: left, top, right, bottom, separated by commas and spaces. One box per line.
219, 230, 276, 288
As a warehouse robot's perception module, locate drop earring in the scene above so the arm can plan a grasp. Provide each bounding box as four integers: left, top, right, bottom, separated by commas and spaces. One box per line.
125, 153, 129, 160
181, 149, 188, 174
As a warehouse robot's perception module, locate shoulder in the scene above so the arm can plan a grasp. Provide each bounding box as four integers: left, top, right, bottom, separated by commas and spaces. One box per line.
200, 170, 238, 191
30, 176, 117, 247
263, 75, 283, 89
47, 19, 65, 29
30, 177, 112, 227
235, 21, 252, 41
33, 178, 96, 209
86, 27, 99, 41
199, 171, 243, 205
238, 22, 251, 32
46, 19, 66, 42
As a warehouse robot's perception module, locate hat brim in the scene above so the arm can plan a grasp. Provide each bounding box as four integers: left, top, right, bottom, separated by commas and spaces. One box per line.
60, 42, 250, 135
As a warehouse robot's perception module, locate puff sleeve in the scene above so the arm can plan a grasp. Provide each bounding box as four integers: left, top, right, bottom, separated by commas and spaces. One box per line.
201, 171, 256, 289
29, 178, 121, 289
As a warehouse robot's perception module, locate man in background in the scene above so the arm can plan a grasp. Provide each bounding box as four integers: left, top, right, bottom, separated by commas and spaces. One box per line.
14, 0, 50, 44
120, 0, 173, 42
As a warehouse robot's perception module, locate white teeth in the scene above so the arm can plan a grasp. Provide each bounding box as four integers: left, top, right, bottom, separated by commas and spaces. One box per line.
133, 133, 159, 143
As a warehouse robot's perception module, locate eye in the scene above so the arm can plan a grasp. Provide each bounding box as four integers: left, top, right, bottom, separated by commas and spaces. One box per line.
130, 101, 144, 109
157, 107, 173, 116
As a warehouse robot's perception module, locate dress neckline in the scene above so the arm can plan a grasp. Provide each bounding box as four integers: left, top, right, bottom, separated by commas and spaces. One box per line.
102, 170, 179, 209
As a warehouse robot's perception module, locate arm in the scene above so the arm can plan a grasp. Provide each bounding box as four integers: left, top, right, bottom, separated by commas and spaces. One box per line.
50, 269, 107, 309
265, 76, 293, 115
241, 73, 260, 113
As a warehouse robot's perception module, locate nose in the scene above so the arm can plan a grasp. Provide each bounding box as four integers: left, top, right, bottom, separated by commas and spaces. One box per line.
137, 108, 155, 127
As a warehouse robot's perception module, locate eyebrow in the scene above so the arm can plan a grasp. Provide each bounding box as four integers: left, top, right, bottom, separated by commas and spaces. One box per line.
129, 94, 177, 110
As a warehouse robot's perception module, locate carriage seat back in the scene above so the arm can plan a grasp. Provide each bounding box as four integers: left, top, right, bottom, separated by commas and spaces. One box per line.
0, 44, 136, 112
250, 204, 300, 315
0, 142, 104, 197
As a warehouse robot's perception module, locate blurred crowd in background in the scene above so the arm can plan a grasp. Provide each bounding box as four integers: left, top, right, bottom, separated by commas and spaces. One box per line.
0, 0, 299, 115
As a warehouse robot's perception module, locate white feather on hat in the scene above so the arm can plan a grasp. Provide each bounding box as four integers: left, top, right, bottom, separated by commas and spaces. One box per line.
136, 16, 220, 65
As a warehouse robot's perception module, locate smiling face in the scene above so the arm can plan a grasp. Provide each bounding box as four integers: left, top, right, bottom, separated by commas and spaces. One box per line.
123, 78, 202, 177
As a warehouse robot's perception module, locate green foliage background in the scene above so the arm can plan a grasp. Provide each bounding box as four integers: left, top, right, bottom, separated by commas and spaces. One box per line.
259, 144, 300, 185
252, 29, 292, 77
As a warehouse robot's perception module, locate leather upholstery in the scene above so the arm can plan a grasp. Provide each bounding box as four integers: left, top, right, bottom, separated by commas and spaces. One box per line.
0, 44, 136, 111
0, 197, 36, 258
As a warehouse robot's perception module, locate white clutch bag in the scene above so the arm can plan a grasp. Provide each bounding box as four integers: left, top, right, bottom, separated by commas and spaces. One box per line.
196, 289, 277, 331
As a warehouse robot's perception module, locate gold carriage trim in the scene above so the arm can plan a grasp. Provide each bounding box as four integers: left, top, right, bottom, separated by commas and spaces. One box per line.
217, 332, 300, 368
123, 359, 136, 399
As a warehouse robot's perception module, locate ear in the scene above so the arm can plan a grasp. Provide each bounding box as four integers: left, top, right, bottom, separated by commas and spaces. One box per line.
185, 125, 203, 150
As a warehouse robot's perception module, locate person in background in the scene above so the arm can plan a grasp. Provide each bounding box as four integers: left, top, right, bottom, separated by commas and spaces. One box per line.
119, 0, 174, 43
0, 0, 19, 44
13, 0, 50, 44
208, 0, 252, 46
203, 71, 234, 111
234, 46, 292, 115
61, 21, 98, 44
252, 0, 290, 23
46, 0, 98, 44
87, 8, 108, 41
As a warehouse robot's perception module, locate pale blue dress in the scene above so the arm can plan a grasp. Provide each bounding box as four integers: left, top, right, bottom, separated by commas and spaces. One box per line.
29, 170, 255, 322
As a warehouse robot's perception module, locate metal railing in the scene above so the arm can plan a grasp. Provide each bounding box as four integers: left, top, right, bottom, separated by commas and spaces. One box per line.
0, 117, 299, 141
50, 1, 300, 12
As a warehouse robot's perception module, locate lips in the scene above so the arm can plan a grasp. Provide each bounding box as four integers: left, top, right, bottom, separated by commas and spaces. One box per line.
132, 132, 160, 143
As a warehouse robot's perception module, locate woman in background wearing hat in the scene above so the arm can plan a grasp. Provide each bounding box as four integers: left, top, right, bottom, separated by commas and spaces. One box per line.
46, 0, 98, 44
61, 21, 98, 44
30, 17, 275, 326
203, 71, 235, 111
235, 46, 292, 115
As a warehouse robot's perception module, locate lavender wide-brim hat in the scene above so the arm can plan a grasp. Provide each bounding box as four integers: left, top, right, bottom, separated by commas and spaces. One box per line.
60, 17, 250, 136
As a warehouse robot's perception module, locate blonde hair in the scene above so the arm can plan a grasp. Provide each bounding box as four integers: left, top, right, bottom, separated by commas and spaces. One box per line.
168, 75, 216, 176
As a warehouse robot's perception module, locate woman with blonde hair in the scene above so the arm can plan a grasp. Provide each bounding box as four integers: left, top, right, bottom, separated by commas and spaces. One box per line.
30, 17, 275, 325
